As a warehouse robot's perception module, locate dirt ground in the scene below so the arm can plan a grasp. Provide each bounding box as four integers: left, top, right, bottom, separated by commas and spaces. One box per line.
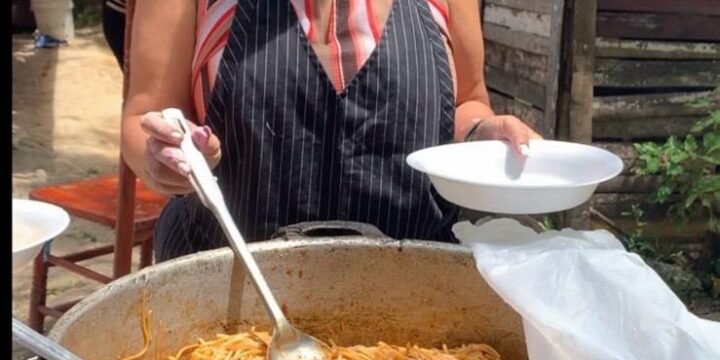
12, 27, 142, 359
10, 27, 720, 360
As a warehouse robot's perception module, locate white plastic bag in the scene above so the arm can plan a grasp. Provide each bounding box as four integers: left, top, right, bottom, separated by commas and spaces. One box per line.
454, 218, 720, 360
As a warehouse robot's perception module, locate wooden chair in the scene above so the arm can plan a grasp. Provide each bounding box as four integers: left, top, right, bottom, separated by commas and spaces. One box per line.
27, 0, 168, 333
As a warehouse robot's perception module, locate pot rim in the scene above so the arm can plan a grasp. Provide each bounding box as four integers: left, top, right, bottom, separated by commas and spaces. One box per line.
48, 238, 472, 342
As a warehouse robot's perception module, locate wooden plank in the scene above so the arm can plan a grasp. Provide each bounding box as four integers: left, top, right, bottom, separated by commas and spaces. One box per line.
484, 0, 553, 15
485, 64, 547, 108
597, 175, 663, 193
565, 0, 596, 229
596, 38, 720, 60
567, 0, 595, 144
484, 40, 548, 85
593, 115, 698, 140
483, 23, 550, 55
592, 216, 710, 246
597, 0, 720, 17
484, 4, 552, 38
594, 59, 720, 88
592, 193, 646, 218
593, 142, 638, 175
489, 91, 545, 132
542, 0, 564, 140
592, 91, 718, 121
598, 175, 715, 194
591, 193, 667, 219
597, 12, 720, 42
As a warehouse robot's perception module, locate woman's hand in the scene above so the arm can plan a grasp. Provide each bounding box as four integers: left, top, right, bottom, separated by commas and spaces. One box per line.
139, 111, 222, 195
466, 115, 543, 156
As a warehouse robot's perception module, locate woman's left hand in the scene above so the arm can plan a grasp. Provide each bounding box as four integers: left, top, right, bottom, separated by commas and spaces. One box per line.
466, 115, 543, 156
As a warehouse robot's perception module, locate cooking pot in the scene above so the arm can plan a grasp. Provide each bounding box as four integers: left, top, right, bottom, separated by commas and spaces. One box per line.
48, 222, 527, 359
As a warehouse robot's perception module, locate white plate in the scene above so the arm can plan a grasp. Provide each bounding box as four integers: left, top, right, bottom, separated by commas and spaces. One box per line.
13, 199, 70, 271
406, 140, 623, 214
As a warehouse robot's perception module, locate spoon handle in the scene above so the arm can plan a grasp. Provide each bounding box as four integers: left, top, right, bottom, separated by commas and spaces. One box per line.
211, 202, 291, 330
159, 109, 292, 332
12, 318, 82, 360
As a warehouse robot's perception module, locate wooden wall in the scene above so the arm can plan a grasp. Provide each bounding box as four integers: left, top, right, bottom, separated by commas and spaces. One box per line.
591, 0, 720, 224
479, 0, 598, 228
480, 0, 718, 234
481, 0, 720, 141
597, 0, 720, 42
593, 0, 720, 141
481, 0, 566, 138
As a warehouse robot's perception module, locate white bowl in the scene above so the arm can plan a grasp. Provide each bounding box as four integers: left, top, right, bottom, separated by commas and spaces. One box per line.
406, 140, 623, 214
13, 199, 71, 271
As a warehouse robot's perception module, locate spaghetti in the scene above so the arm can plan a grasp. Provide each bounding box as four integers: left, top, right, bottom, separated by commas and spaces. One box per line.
167, 330, 502, 360
122, 291, 152, 360
121, 293, 502, 360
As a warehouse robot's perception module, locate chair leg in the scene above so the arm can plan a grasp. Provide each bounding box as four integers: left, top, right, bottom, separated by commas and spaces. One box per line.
114, 158, 137, 278
28, 243, 50, 333
139, 235, 154, 269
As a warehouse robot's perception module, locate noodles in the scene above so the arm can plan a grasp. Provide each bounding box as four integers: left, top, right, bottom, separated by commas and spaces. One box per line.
168, 331, 270, 360
167, 330, 502, 360
122, 294, 502, 360
122, 290, 152, 360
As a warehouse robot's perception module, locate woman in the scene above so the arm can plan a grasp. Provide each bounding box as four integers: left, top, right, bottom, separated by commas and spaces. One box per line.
123, 0, 541, 262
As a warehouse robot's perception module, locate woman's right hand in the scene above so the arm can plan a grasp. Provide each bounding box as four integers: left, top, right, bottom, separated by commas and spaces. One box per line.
139, 111, 222, 195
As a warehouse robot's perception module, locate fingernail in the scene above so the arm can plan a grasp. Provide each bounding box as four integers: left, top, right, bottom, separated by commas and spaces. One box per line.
520, 144, 530, 157
177, 162, 191, 176
171, 131, 184, 141
202, 125, 212, 137
192, 128, 209, 147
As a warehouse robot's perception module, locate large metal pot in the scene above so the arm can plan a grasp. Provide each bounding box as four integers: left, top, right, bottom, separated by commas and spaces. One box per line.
49, 222, 527, 359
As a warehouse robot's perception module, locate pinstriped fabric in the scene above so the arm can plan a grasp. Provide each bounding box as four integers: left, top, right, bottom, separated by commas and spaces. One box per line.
192, 0, 452, 122
415, 0, 456, 241
154, 0, 457, 262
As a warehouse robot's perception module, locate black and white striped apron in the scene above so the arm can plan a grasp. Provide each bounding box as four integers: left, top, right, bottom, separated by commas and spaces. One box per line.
154, 0, 458, 262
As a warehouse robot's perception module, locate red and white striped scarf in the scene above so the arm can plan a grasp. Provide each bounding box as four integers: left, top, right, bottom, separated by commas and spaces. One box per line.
191, 0, 450, 123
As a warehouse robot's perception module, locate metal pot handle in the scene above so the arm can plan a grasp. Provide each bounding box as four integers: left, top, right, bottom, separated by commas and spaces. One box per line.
273, 221, 389, 240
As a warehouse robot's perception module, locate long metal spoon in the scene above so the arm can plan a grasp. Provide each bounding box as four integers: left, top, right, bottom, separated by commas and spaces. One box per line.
161, 109, 326, 360
13, 317, 82, 360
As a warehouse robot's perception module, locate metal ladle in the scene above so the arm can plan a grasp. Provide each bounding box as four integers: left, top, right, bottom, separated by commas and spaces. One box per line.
13, 317, 82, 360
161, 109, 326, 360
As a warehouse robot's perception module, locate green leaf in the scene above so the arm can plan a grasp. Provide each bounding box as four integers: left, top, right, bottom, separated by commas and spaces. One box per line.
692, 121, 707, 133
710, 218, 720, 234
692, 112, 720, 133
701, 197, 712, 208
703, 132, 720, 153
685, 193, 699, 209
713, 110, 720, 121
644, 158, 661, 174
689, 99, 711, 108
667, 163, 684, 176
655, 185, 674, 203
699, 155, 720, 165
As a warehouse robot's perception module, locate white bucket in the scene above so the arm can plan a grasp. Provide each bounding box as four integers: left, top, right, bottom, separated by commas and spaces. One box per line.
30, 0, 74, 41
